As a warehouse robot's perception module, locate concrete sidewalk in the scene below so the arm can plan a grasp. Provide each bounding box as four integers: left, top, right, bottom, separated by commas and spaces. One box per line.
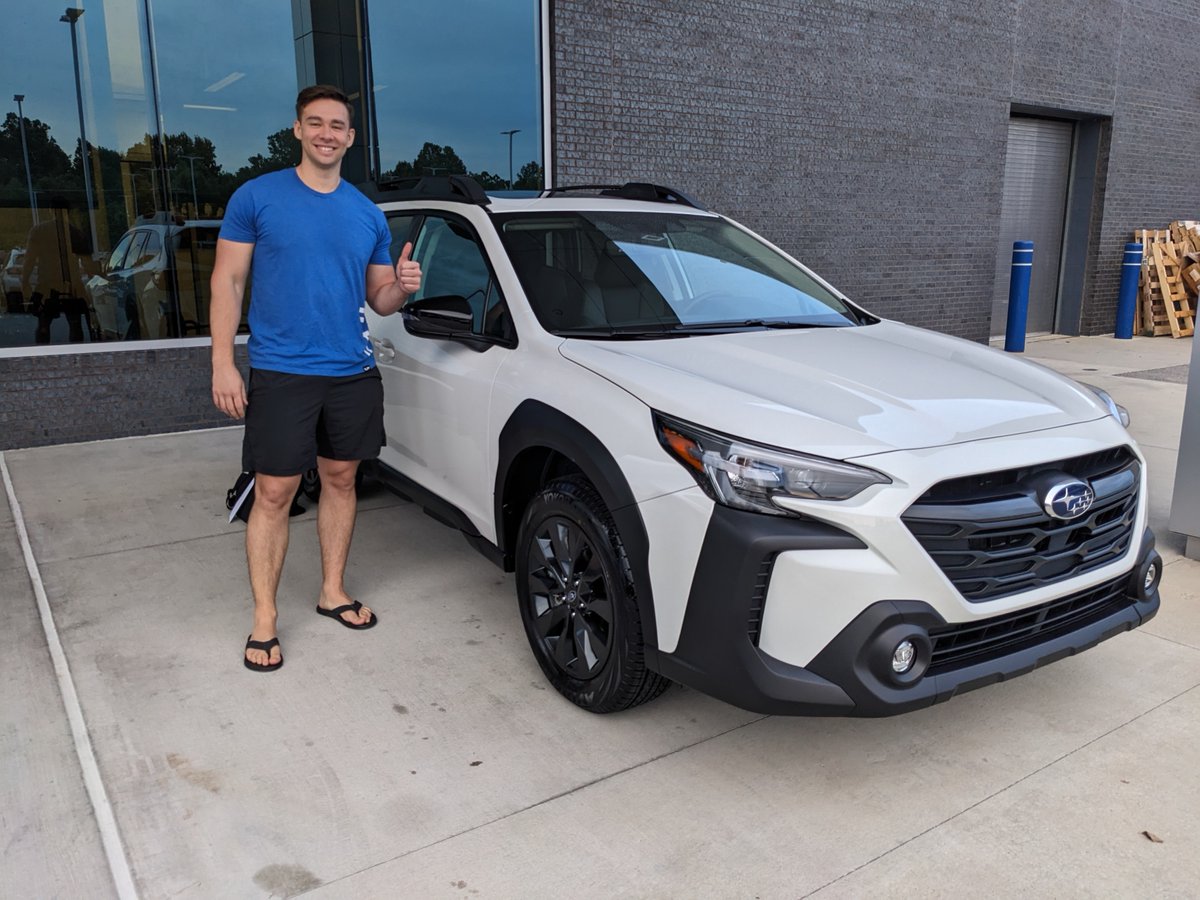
2, 335, 1198, 899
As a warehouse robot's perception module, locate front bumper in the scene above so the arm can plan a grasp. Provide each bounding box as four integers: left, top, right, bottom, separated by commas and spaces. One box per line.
651, 506, 1162, 716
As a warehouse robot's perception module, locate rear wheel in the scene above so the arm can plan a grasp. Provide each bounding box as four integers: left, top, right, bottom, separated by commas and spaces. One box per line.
516, 476, 669, 713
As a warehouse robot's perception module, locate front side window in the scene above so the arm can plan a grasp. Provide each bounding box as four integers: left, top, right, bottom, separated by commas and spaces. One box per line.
497, 212, 870, 336
105, 233, 136, 275
406, 214, 510, 338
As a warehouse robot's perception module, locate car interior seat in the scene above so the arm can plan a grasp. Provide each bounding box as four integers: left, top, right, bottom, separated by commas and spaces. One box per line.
590, 242, 675, 326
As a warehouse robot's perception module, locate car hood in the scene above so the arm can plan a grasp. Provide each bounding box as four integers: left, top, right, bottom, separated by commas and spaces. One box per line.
558, 320, 1109, 460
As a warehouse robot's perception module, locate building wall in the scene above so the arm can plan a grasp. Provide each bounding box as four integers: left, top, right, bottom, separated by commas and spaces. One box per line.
552, 0, 1200, 340
5, 0, 1200, 450
0, 346, 244, 450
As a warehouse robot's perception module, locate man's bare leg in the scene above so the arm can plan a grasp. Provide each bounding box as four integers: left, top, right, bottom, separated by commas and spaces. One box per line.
245, 472, 301, 666
315, 457, 372, 625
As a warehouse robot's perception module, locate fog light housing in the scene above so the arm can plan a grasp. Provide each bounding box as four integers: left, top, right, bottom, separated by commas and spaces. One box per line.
892, 640, 916, 674
1133, 549, 1163, 600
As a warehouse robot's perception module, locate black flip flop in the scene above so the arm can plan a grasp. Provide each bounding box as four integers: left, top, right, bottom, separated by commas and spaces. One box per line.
316, 600, 378, 630
244, 635, 283, 672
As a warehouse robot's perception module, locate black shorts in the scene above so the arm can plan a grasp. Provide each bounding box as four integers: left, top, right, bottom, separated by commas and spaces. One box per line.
242, 368, 384, 476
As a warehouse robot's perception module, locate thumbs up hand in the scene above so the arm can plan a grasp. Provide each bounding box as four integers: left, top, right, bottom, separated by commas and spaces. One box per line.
396, 242, 422, 296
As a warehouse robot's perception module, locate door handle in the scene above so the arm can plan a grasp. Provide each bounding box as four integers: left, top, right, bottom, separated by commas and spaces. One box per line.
372, 336, 395, 360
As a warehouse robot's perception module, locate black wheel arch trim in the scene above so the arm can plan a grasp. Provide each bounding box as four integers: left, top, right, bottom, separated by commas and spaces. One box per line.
497, 400, 659, 651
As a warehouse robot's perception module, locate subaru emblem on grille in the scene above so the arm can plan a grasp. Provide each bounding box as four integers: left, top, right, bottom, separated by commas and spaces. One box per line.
1043, 480, 1095, 520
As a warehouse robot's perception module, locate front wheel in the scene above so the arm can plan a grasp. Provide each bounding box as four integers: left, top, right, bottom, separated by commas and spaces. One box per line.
516, 476, 669, 713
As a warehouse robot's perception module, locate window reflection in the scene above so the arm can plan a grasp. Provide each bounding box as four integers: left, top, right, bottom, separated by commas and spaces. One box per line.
0, 0, 545, 350
366, 1, 544, 193
0, 0, 292, 348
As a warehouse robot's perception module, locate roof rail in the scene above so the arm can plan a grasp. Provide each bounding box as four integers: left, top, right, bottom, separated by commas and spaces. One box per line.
359, 174, 491, 206
542, 182, 707, 211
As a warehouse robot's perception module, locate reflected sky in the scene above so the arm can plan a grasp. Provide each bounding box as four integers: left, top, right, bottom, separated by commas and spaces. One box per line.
0, 0, 542, 175
367, 0, 541, 176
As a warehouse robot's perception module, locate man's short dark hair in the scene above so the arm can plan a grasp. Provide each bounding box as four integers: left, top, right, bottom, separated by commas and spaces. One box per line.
295, 84, 354, 123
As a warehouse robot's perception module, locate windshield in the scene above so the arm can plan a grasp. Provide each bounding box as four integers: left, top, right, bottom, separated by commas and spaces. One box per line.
495, 211, 869, 336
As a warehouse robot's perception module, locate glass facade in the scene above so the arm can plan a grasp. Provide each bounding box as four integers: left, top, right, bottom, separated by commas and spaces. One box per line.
0, 0, 543, 350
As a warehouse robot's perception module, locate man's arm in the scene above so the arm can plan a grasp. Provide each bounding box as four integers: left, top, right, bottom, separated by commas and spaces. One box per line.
210, 238, 255, 419
366, 241, 422, 316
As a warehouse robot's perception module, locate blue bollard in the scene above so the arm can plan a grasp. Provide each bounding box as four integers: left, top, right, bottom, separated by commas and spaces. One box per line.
1114, 242, 1143, 339
1004, 241, 1034, 352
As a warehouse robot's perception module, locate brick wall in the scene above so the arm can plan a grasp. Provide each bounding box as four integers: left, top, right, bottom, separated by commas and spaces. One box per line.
0, 346, 246, 450
552, 0, 1200, 340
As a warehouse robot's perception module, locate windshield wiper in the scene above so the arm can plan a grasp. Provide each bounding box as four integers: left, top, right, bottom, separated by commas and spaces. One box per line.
670, 319, 847, 331
554, 326, 688, 340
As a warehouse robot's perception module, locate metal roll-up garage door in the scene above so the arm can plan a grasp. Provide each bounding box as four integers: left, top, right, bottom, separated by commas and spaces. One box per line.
991, 117, 1075, 336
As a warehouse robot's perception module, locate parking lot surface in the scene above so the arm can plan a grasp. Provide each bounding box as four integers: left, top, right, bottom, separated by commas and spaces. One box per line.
2, 335, 1198, 899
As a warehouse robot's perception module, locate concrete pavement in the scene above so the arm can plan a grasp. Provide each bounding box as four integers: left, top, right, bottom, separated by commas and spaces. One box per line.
2, 334, 1197, 899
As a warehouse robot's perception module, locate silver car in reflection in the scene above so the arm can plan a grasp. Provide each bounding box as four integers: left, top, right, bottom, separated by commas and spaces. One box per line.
86, 219, 222, 339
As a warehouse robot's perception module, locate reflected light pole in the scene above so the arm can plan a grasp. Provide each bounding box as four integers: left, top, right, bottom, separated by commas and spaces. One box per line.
180, 155, 201, 218
61, 7, 98, 254
501, 128, 520, 190
13, 95, 38, 226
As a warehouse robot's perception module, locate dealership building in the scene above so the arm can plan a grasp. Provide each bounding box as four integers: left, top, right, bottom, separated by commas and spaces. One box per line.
1, 0, 1198, 450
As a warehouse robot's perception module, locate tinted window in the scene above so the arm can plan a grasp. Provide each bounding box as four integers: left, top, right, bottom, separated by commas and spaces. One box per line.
105, 234, 134, 274
133, 230, 161, 267
409, 215, 499, 333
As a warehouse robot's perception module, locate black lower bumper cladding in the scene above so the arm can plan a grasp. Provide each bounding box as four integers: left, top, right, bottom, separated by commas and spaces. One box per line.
654, 514, 1162, 717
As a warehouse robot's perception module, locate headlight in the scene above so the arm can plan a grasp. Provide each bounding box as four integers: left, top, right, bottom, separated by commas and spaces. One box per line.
1082, 383, 1130, 428
654, 412, 891, 516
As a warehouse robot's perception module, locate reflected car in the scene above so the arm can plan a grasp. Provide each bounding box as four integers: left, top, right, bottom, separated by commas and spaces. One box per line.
86, 219, 222, 339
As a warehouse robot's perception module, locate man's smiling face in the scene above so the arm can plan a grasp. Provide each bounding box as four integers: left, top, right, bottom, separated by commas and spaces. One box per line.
293, 97, 355, 171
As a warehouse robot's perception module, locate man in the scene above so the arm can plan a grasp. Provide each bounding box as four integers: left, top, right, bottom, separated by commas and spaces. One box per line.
210, 85, 421, 671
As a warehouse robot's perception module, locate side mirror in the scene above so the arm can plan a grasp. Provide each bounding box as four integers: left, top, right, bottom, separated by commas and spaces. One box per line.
402, 294, 474, 338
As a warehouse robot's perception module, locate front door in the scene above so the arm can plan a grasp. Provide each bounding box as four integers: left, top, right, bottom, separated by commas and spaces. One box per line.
366, 210, 513, 538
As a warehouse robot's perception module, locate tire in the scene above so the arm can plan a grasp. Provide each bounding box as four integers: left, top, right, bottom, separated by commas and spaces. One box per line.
515, 476, 670, 713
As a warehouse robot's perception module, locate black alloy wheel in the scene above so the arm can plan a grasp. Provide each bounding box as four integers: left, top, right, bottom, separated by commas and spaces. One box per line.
526, 512, 616, 680
516, 476, 669, 713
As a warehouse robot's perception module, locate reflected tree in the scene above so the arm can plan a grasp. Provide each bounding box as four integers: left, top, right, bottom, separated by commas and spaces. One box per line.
383, 142, 541, 191
385, 142, 468, 179
514, 160, 543, 191
237, 127, 301, 182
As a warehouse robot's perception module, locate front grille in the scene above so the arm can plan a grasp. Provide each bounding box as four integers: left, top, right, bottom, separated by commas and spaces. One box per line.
902, 447, 1139, 602
927, 574, 1133, 674
747, 554, 775, 646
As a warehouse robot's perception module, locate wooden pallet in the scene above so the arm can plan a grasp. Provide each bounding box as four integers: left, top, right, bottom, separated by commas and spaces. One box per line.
1134, 230, 1174, 331
1149, 242, 1195, 337
1170, 220, 1200, 256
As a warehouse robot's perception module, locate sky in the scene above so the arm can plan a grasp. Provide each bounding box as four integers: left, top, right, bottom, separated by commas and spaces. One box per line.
0, 0, 542, 176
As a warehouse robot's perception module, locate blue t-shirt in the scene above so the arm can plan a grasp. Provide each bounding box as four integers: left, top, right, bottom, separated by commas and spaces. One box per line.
220, 168, 392, 376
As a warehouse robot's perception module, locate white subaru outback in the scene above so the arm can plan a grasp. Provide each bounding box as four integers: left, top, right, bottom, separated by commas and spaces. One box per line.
359, 176, 1162, 716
